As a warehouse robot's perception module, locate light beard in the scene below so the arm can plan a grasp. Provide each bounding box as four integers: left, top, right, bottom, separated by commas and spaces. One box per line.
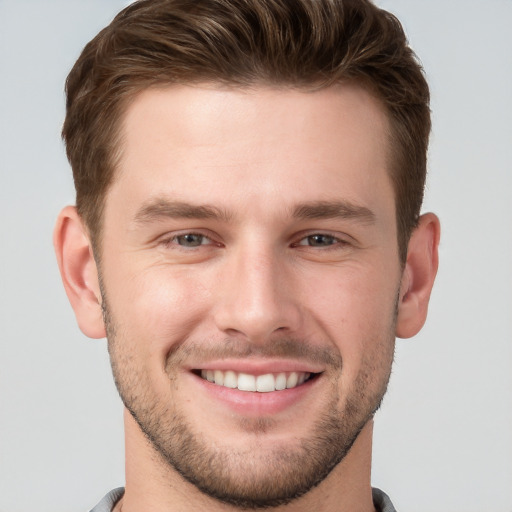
102, 295, 396, 509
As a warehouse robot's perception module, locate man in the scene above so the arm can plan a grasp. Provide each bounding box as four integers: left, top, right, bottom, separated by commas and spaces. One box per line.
54, 0, 440, 510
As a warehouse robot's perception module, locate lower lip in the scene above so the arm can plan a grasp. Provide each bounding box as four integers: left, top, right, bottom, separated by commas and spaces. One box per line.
189, 372, 320, 416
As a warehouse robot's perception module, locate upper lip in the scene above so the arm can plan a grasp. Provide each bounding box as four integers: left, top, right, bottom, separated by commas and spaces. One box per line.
186, 358, 325, 375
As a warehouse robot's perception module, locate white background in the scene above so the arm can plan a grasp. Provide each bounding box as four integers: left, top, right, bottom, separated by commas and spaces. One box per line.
0, 1, 511, 511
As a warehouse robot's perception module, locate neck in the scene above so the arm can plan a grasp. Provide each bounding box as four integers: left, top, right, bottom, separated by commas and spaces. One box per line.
118, 409, 376, 512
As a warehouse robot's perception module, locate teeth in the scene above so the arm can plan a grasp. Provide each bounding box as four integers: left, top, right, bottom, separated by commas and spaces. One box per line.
256, 374, 275, 392
286, 372, 298, 388
199, 370, 311, 392
238, 373, 256, 392
214, 370, 224, 386
223, 370, 237, 388
275, 373, 287, 391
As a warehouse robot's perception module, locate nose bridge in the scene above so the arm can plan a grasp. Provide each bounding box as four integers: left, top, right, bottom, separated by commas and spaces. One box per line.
214, 239, 300, 341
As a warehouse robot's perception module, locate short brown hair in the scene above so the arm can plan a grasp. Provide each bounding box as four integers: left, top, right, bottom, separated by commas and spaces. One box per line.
63, 0, 430, 263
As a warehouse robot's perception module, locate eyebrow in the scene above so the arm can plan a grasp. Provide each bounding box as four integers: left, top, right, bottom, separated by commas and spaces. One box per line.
134, 198, 233, 224
134, 198, 375, 226
292, 200, 376, 224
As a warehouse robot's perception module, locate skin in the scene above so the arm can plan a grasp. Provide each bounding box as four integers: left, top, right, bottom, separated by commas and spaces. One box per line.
55, 84, 440, 511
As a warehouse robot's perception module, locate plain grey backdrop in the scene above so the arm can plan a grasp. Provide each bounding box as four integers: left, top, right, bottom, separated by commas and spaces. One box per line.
1, 1, 511, 511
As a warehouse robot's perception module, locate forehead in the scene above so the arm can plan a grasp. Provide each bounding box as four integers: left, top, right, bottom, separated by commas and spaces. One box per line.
120, 83, 390, 158
109, 84, 394, 223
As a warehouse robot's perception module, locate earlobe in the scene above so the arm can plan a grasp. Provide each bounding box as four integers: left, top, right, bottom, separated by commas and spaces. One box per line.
53, 206, 106, 339
396, 213, 440, 339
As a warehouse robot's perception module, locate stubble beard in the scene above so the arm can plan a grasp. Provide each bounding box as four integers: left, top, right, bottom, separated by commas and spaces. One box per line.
102, 296, 396, 509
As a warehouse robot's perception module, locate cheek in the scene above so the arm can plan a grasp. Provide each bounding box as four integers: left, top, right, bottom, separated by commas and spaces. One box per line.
305, 263, 399, 379
105, 263, 214, 359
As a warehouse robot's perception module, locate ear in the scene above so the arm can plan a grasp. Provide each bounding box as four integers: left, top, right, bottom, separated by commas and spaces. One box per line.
396, 213, 440, 339
53, 206, 106, 339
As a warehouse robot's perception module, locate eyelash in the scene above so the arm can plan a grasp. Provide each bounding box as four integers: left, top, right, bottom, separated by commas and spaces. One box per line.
160, 231, 349, 250
161, 232, 217, 249
292, 233, 347, 249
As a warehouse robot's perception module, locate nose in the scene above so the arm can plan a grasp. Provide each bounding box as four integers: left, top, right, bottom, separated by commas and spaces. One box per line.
213, 244, 302, 343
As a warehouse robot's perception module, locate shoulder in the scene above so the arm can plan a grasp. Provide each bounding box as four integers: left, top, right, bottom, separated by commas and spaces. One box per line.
372, 487, 397, 512
89, 487, 125, 512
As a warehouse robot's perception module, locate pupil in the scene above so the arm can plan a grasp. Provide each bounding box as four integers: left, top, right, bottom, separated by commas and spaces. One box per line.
179, 234, 202, 246
309, 235, 333, 246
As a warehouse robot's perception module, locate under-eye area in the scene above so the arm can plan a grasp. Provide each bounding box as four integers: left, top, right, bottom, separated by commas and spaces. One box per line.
194, 370, 320, 392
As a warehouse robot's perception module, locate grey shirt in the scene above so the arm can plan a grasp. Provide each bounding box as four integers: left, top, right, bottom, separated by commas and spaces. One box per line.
90, 487, 397, 511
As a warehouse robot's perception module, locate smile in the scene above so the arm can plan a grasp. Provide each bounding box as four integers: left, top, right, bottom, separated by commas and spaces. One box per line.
199, 370, 314, 392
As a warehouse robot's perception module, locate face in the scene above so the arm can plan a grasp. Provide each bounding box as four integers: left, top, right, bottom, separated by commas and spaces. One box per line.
100, 84, 401, 507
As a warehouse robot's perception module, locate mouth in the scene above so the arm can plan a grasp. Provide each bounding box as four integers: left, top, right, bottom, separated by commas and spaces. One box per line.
196, 369, 318, 392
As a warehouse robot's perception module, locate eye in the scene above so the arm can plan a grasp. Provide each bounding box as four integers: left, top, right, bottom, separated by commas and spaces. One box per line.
171, 233, 212, 247
296, 234, 340, 247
